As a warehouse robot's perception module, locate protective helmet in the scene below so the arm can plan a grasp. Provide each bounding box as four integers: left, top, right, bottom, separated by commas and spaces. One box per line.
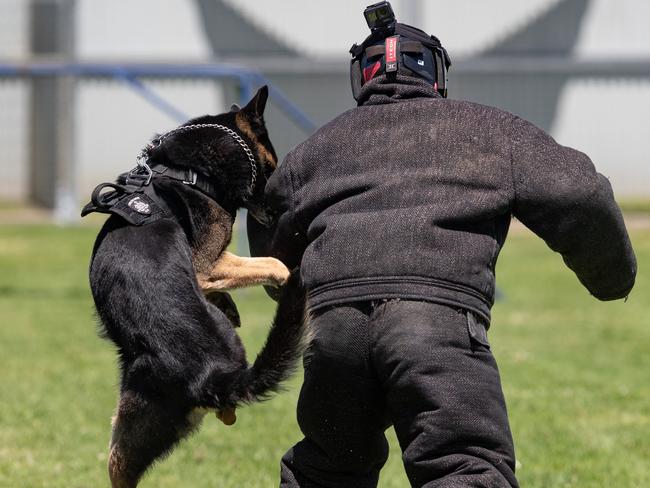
350, 23, 452, 101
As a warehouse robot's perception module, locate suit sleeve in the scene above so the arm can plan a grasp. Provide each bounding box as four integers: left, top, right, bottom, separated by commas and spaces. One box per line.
509, 116, 636, 300
247, 157, 308, 300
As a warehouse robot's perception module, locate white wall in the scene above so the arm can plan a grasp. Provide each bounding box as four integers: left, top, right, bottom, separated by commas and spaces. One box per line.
575, 0, 650, 59
77, 0, 211, 60
553, 79, 650, 196
69, 0, 650, 197
0, 82, 29, 200
0, 0, 223, 202
0, 0, 29, 200
0, 0, 648, 202
0, 0, 28, 59
75, 81, 222, 194
223, 0, 556, 59
75, 0, 225, 194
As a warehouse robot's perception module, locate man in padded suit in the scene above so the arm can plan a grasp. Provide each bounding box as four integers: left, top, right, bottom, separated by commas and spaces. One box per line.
247, 5, 637, 487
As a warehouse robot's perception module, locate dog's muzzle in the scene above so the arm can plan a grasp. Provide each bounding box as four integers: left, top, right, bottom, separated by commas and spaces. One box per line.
246, 202, 276, 227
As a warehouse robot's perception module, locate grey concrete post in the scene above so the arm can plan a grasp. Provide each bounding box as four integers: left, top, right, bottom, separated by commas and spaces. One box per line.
29, 0, 77, 223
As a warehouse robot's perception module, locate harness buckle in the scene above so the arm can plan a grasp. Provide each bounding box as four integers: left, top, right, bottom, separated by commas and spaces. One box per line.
182, 170, 197, 186
127, 157, 153, 186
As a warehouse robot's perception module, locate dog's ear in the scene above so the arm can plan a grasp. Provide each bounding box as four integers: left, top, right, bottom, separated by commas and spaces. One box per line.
242, 86, 269, 119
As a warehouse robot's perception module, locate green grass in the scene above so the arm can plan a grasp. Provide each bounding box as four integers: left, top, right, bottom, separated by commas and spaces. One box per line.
0, 201, 24, 211
0, 224, 648, 487
618, 199, 650, 214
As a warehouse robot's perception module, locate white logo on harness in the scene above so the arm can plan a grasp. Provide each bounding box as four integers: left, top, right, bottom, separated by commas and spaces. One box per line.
127, 196, 151, 215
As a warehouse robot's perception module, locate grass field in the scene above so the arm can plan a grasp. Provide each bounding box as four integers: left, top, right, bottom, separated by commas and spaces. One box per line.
0, 223, 648, 487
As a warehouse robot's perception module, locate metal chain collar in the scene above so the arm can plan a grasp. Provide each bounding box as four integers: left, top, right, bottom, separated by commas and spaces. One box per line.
136, 123, 258, 190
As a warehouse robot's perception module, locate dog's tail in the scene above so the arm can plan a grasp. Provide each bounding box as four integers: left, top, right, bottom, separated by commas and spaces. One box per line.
228, 269, 309, 405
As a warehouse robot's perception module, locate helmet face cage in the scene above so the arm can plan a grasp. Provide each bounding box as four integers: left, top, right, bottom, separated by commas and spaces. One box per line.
350, 24, 451, 101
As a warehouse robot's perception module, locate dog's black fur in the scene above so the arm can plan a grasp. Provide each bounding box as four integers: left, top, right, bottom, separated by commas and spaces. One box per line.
87, 87, 307, 488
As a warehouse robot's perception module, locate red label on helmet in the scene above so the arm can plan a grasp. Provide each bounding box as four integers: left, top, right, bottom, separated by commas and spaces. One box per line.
385, 36, 398, 73
363, 61, 381, 83
385, 36, 398, 63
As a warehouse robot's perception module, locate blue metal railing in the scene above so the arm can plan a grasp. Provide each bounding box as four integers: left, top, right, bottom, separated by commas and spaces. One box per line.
0, 61, 318, 132
0, 61, 316, 246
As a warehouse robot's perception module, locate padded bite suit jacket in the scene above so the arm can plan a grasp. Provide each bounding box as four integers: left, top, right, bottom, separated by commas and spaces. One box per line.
248, 75, 637, 319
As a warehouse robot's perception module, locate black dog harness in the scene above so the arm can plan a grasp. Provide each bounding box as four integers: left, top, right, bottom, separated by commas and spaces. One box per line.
81, 123, 258, 226
80, 161, 218, 226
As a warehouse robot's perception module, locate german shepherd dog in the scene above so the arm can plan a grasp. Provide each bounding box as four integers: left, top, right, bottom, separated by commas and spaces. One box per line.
87, 87, 308, 487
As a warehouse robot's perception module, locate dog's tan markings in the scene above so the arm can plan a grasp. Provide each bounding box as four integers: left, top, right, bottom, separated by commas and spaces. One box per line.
198, 251, 290, 292
216, 407, 237, 426
108, 445, 134, 488
108, 425, 136, 488
108, 402, 137, 488
186, 161, 289, 287
192, 406, 237, 427
191, 203, 233, 277
236, 112, 277, 169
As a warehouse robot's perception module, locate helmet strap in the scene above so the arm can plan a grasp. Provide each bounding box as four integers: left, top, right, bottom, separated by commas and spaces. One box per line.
385, 36, 399, 82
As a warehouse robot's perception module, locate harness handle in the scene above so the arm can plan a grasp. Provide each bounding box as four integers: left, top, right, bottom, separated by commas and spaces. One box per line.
90, 183, 130, 210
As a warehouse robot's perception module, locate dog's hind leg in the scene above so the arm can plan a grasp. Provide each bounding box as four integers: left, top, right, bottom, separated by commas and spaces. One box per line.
108, 390, 199, 488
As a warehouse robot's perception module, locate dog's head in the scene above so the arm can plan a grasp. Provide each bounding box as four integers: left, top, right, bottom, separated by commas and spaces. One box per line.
146, 86, 278, 223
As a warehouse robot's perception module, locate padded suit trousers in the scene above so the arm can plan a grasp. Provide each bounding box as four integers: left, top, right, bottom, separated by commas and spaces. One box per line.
280, 300, 519, 488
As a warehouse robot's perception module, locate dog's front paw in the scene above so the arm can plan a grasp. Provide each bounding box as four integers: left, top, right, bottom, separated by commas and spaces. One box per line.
268, 260, 291, 288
